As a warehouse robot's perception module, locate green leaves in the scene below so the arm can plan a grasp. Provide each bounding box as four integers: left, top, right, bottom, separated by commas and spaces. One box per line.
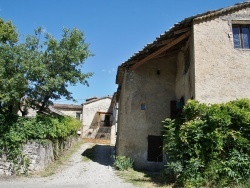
1, 18, 92, 114
162, 99, 250, 187
113, 156, 134, 171
0, 114, 81, 161
0, 18, 18, 44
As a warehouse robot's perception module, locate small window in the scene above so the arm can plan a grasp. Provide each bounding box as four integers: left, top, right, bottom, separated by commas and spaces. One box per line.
232, 24, 250, 49
141, 103, 146, 110
76, 112, 81, 120
147, 135, 163, 162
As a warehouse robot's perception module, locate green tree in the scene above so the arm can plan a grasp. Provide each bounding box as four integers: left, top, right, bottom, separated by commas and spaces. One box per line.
0, 18, 18, 44
0, 18, 92, 115
25, 27, 93, 112
0, 18, 27, 114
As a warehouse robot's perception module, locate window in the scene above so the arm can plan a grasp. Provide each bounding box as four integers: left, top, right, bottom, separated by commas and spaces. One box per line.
170, 97, 184, 119
232, 24, 250, 49
141, 103, 146, 110
76, 112, 81, 120
147, 135, 163, 162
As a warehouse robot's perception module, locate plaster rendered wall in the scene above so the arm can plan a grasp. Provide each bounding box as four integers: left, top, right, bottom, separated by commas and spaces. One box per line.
116, 56, 177, 170
82, 98, 112, 130
193, 8, 250, 104
175, 45, 195, 102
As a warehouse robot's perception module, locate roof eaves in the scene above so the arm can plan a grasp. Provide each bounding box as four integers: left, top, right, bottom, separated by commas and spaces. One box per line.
121, 1, 250, 67
53, 104, 82, 109
194, 1, 250, 22
82, 96, 112, 105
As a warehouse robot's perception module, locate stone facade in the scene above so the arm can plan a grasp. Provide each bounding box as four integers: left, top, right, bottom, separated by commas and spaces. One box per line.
82, 96, 112, 131
116, 56, 176, 170
193, 8, 250, 103
53, 104, 83, 120
115, 2, 250, 170
81, 96, 117, 145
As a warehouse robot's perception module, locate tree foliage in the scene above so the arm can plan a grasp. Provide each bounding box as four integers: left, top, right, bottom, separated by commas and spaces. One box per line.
0, 18, 26, 114
162, 99, 250, 187
0, 18, 18, 44
25, 27, 93, 112
0, 114, 81, 173
0, 18, 92, 115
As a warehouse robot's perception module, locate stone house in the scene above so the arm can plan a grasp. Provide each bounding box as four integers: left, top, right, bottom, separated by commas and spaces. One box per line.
53, 104, 82, 120
81, 96, 117, 144
82, 96, 112, 130
115, 2, 250, 170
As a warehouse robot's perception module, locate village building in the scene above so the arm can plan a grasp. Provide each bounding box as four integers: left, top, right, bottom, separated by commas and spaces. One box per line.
81, 96, 116, 145
115, 2, 250, 171
53, 104, 83, 120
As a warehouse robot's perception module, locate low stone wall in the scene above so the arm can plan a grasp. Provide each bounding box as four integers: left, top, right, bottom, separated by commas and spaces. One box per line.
0, 136, 80, 175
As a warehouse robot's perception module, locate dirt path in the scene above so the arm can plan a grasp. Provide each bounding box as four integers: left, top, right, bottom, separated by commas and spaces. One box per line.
0, 143, 135, 188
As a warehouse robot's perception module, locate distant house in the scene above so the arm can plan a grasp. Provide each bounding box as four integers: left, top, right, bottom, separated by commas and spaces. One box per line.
81, 96, 117, 144
115, 2, 250, 171
82, 96, 112, 130
53, 104, 82, 120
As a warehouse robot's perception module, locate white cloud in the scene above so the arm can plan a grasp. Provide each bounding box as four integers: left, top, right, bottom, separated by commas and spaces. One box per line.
102, 68, 115, 74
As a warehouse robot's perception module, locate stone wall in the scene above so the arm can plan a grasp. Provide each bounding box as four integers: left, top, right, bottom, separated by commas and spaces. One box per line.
193, 8, 250, 104
116, 55, 177, 170
0, 136, 80, 175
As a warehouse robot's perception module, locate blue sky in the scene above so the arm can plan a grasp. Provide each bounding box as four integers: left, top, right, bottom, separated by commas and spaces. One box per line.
0, 0, 243, 104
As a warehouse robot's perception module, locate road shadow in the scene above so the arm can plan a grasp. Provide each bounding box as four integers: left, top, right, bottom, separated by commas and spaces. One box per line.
81, 144, 115, 166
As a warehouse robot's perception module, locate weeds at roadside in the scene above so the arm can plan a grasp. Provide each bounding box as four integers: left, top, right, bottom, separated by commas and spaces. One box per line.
116, 169, 173, 188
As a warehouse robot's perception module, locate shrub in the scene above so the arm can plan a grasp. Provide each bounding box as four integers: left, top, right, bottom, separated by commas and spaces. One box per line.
162, 98, 250, 187
0, 114, 81, 174
113, 156, 134, 171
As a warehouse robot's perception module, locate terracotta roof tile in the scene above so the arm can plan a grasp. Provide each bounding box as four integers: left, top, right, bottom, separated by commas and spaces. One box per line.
53, 104, 82, 109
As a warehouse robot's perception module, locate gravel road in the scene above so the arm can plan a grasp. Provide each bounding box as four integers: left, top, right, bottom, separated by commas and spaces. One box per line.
0, 142, 135, 188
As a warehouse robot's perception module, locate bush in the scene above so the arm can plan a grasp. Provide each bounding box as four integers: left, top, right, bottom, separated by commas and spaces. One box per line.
162, 99, 250, 187
113, 156, 134, 171
0, 114, 81, 173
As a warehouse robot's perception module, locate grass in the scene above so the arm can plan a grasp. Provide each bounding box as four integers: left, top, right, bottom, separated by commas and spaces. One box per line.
116, 168, 173, 188
37, 140, 84, 177
116, 169, 250, 188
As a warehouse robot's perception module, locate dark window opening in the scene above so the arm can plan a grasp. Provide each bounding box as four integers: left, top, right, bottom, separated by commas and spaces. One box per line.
232, 24, 250, 49
76, 112, 81, 120
170, 97, 184, 119
104, 115, 111, 126
147, 135, 163, 162
184, 48, 190, 74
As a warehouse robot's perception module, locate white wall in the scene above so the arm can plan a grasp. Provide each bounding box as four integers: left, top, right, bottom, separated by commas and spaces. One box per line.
82, 98, 112, 129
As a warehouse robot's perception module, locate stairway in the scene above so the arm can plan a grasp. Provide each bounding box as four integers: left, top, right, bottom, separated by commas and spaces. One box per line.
82, 126, 111, 144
